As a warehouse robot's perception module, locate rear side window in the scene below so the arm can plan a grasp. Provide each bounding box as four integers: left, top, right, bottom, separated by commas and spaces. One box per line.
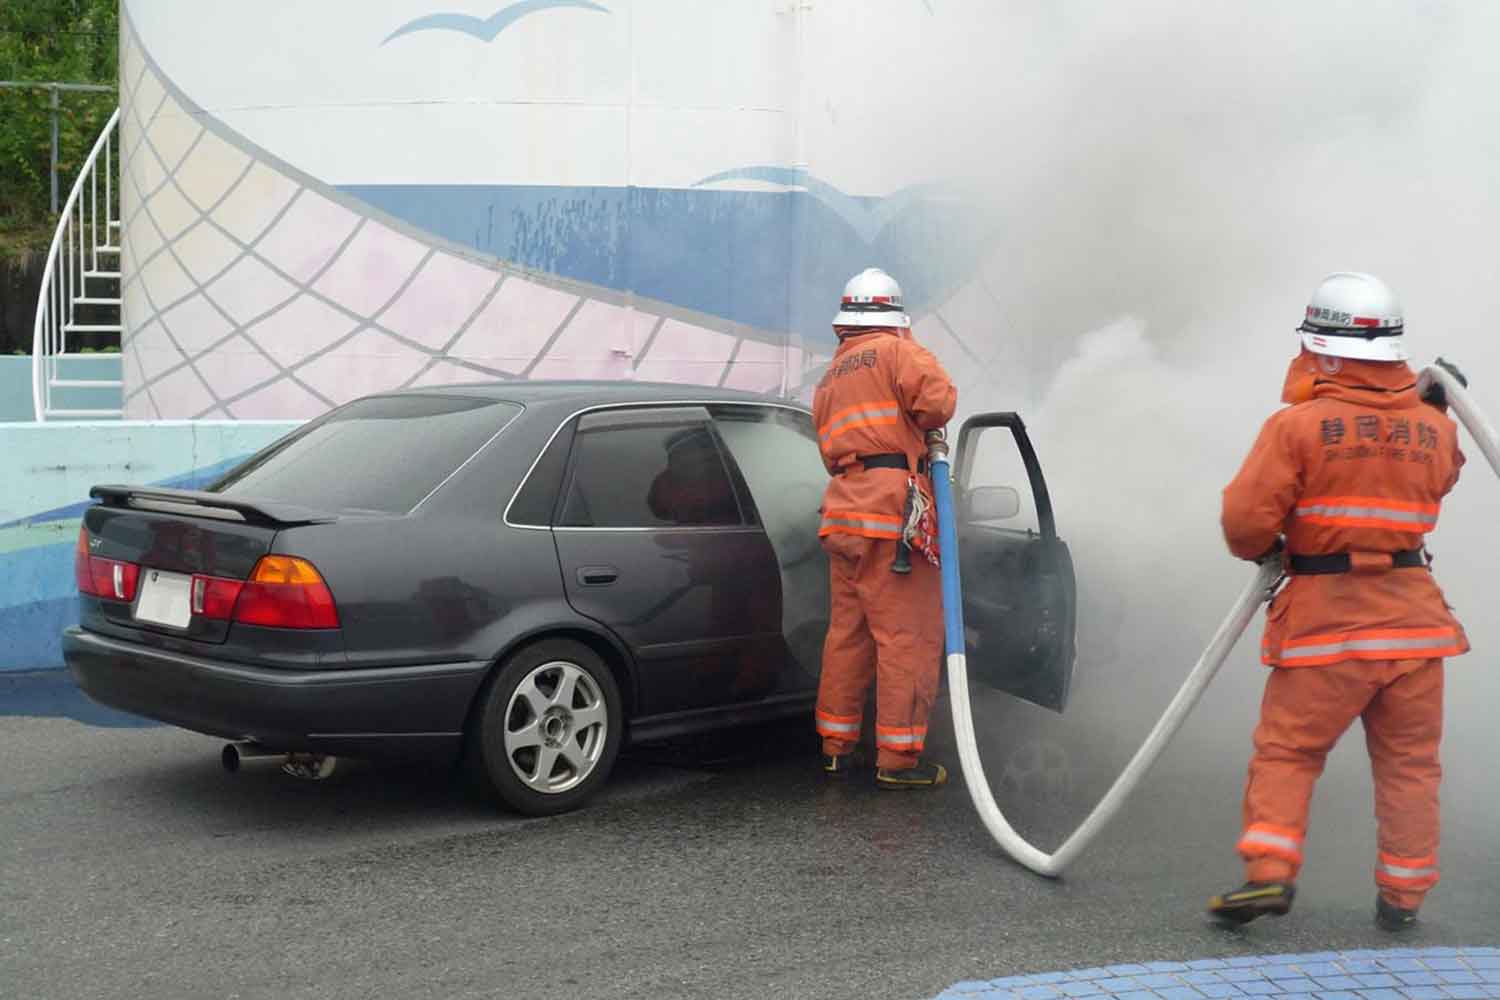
557, 408, 744, 528
213, 395, 521, 514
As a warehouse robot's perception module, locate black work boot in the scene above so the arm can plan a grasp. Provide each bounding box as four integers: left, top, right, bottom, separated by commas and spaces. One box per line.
1376, 896, 1420, 932
875, 760, 948, 789
1208, 881, 1296, 925
822, 752, 858, 778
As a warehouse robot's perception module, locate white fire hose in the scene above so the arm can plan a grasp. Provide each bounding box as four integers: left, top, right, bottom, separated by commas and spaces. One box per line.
936, 362, 1498, 877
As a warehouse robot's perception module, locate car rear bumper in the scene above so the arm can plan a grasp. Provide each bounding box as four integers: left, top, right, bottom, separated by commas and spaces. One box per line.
63, 627, 489, 759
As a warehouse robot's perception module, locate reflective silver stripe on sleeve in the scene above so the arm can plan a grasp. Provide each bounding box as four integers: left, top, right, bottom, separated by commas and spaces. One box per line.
1239, 829, 1303, 855
1281, 632, 1459, 661
875, 732, 924, 746
820, 406, 901, 439
1295, 503, 1438, 526
816, 720, 860, 735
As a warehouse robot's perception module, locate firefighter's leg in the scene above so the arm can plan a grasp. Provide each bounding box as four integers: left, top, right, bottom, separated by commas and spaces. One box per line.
859, 539, 944, 775
1364, 658, 1444, 916
1239, 664, 1375, 883
1211, 662, 1381, 922
815, 533, 877, 762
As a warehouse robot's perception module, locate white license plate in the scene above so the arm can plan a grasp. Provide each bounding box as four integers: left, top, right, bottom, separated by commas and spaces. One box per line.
134, 569, 194, 629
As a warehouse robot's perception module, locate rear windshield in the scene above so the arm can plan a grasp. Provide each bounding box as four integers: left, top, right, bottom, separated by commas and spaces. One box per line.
212, 395, 521, 514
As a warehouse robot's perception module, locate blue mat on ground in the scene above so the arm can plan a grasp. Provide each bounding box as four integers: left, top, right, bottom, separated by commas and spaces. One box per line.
932, 948, 1500, 1000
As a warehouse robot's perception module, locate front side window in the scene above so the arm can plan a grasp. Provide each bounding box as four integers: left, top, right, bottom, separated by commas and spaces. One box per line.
557, 408, 743, 528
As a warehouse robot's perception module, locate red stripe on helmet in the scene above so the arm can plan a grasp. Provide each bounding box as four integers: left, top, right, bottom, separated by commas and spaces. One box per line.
1352, 316, 1381, 327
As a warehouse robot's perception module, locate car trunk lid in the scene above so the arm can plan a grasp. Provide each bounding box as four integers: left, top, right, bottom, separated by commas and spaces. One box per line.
82, 485, 337, 645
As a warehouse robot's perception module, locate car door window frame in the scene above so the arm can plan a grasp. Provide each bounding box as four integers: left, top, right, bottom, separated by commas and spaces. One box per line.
554, 405, 751, 532
955, 412, 1059, 540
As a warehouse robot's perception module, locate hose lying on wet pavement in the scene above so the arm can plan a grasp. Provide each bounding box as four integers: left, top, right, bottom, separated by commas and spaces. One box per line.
933, 362, 1497, 877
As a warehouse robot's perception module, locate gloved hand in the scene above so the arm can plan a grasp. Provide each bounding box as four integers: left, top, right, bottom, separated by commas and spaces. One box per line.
1254, 536, 1285, 566
1419, 357, 1468, 409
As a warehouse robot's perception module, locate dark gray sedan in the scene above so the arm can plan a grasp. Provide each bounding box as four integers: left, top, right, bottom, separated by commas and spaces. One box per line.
65, 382, 1075, 814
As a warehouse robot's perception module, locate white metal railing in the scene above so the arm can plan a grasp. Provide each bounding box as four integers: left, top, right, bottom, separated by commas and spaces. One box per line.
31, 107, 123, 421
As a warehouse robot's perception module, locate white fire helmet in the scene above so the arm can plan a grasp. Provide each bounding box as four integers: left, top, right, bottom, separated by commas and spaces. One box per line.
832, 267, 911, 330
1297, 272, 1407, 362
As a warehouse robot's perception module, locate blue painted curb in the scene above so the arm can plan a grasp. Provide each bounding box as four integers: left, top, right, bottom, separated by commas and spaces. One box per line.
931, 948, 1500, 1000
0, 669, 159, 728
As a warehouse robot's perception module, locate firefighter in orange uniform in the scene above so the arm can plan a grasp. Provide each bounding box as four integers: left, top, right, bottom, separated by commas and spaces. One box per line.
813, 268, 958, 788
1210, 273, 1470, 931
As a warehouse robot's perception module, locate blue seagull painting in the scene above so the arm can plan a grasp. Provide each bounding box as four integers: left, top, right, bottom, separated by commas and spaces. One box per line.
382, 0, 610, 46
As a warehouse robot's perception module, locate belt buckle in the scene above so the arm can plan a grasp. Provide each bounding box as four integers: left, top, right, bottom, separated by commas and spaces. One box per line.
1348, 551, 1393, 575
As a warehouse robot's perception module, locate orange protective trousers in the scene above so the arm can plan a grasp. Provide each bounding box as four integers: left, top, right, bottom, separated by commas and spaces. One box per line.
1241, 657, 1443, 910
816, 533, 944, 771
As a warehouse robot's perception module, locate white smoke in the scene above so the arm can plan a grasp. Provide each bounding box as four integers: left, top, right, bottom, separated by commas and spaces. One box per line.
894, 1, 1500, 822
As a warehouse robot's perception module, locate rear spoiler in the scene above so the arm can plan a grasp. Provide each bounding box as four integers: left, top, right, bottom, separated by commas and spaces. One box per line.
89, 485, 337, 527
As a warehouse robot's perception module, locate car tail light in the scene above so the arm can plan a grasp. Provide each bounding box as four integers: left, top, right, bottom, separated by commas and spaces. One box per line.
75, 527, 141, 602
232, 555, 339, 629
190, 575, 244, 620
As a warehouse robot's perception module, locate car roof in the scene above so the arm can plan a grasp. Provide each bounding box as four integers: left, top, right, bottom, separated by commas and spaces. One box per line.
383, 380, 810, 412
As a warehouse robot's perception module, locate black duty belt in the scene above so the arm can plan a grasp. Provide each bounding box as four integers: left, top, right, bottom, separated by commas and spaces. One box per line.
833, 452, 927, 475
1288, 549, 1427, 575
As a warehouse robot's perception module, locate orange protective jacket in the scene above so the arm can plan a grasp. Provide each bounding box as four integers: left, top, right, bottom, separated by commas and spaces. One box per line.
1223, 352, 1468, 667
813, 329, 958, 540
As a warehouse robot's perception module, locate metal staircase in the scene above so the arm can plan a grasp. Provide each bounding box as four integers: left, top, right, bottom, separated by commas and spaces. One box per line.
31, 108, 123, 421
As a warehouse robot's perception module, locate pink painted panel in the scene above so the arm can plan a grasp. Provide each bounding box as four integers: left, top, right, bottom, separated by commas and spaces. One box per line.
295, 328, 428, 405
227, 376, 333, 421
244, 293, 359, 369
254, 192, 360, 284
447, 276, 579, 370
149, 364, 217, 418
312, 223, 429, 318
379, 252, 501, 350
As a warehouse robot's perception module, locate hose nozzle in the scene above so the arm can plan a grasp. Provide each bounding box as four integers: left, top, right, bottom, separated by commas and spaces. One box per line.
925, 428, 949, 463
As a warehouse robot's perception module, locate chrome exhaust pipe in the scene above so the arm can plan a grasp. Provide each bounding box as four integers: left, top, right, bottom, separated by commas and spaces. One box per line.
221, 740, 280, 773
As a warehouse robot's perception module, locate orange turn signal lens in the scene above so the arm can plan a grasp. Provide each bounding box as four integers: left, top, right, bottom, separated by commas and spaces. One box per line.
248, 555, 326, 586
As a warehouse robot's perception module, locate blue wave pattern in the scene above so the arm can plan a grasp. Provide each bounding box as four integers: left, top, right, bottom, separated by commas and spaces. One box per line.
342, 182, 998, 338
382, 0, 609, 45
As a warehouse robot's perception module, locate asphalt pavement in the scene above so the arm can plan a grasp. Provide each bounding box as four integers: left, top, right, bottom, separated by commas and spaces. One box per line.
2, 670, 1496, 1000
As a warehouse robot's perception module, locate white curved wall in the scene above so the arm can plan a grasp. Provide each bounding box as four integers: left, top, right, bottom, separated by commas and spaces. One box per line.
119, 0, 1007, 419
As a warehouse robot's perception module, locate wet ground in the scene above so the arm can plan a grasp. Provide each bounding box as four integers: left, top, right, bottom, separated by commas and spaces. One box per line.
1, 670, 1496, 1000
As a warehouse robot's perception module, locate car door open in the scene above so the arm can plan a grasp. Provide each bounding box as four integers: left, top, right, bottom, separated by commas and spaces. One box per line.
953, 412, 1078, 712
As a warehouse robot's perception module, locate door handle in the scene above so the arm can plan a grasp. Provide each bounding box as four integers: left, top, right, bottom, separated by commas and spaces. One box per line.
577, 565, 618, 586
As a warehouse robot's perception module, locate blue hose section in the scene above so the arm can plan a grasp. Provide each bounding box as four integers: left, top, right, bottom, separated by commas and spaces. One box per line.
930, 454, 967, 656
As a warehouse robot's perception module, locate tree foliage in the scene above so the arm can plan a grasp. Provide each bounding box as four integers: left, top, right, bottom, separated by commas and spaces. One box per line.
0, 0, 118, 245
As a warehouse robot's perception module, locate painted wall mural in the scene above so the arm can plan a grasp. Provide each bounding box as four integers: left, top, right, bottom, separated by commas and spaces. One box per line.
118, 1, 1012, 421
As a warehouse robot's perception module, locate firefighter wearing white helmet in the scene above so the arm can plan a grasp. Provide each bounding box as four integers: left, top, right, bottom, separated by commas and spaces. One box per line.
813, 268, 957, 788
832, 267, 912, 330
1210, 271, 1470, 929
1297, 271, 1408, 361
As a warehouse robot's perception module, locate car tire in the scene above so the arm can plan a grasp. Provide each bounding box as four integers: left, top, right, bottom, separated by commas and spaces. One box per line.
469, 639, 623, 816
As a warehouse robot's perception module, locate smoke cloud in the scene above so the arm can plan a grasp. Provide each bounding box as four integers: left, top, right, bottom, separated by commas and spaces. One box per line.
895, 2, 1500, 825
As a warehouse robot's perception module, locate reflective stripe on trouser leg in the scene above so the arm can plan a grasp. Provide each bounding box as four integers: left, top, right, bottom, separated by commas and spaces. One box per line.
1237, 823, 1305, 865
816, 534, 878, 757
874, 724, 927, 753
816, 710, 862, 740
1363, 658, 1444, 909
1375, 852, 1439, 891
